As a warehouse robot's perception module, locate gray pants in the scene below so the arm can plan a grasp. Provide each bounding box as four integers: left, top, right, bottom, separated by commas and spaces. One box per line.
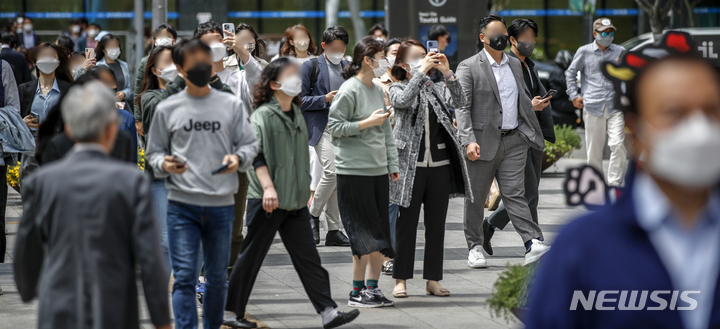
309, 129, 341, 231
487, 146, 543, 228
463, 130, 543, 250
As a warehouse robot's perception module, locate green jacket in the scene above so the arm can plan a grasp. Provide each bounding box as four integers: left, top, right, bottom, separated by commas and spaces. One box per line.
133, 55, 149, 121
247, 97, 311, 211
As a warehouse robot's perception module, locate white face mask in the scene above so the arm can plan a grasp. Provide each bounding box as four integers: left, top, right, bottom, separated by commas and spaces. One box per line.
210, 43, 226, 62
294, 39, 309, 52
406, 58, 423, 74
105, 48, 121, 60
155, 37, 174, 47
36, 58, 59, 75
277, 75, 303, 97
375, 38, 386, 43
325, 52, 344, 65
644, 111, 720, 188
71, 25, 81, 34
371, 58, 388, 78
387, 55, 396, 68
87, 29, 98, 38
158, 63, 178, 83
23, 24, 33, 32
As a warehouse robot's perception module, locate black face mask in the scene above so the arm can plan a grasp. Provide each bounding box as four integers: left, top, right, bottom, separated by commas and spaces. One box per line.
185, 62, 212, 87
515, 40, 536, 57
486, 34, 508, 51
446, 35, 452, 44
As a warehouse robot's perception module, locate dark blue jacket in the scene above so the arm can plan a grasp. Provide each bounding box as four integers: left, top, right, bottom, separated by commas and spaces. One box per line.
300, 55, 347, 147
525, 165, 720, 329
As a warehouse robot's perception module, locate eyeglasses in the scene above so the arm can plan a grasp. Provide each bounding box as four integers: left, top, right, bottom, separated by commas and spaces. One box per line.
597, 31, 615, 37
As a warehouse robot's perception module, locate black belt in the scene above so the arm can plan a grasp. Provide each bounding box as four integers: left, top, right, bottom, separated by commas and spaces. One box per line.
500, 128, 517, 136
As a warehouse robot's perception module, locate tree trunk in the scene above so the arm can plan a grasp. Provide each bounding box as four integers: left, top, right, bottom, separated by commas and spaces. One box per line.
650, 15, 665, 41
325, 0, 340, 29
347, 0, 367, 45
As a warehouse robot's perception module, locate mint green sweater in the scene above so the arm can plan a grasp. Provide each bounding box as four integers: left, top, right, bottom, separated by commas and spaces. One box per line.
328, 76, 399, 176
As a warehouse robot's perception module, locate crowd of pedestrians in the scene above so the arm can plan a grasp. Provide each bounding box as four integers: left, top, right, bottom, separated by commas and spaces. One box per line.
0, 12, 653, 329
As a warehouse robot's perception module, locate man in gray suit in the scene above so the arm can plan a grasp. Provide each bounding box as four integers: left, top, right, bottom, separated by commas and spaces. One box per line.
14, 82, 171, 329
455, 15, 550, 268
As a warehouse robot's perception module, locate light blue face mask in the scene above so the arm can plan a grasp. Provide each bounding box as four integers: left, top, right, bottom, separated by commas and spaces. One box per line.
595, 34, 614, 47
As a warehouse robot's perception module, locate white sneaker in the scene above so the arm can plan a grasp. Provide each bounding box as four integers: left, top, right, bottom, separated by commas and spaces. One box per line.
467, 247, 488, 268
524, 239, 550, 265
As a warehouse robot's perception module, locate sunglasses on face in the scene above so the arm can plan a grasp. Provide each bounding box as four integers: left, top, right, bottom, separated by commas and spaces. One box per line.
597, 31, 615, 37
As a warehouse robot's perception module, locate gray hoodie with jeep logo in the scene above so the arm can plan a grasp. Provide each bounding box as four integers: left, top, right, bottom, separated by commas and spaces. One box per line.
146, 88, 258, 207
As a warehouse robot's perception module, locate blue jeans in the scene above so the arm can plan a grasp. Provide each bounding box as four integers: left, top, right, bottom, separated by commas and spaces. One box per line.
151, 179, 171, 278
389, 203, 399, 249
167, 200, 234, 329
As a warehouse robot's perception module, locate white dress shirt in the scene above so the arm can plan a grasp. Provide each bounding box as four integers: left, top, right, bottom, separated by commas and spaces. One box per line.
484, 47, 518, 130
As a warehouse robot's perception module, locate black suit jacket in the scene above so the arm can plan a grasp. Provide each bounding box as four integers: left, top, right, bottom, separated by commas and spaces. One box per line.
18, 79, 71, 118
17, 32, 41, 49
0, 48, 32, 84
508, 51, 555, 144
40, 131, 134, 165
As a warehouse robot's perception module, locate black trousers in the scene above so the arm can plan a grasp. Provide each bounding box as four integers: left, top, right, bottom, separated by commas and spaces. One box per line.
394, 166, 451, 281
225, 199, 337, 315
0, 165, 6, 263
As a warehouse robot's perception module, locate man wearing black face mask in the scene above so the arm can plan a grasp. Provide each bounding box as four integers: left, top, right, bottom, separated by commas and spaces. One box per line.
455, 15, 551, 268
146, 38, 258, 329
483, 18, 556, 254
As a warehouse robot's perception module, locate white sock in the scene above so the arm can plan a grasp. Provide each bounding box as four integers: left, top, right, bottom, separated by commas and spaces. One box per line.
321, 306, 339, 325
224, 310, 237, 322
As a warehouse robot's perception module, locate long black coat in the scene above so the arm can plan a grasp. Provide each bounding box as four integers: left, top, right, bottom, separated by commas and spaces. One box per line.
14, 147, 170, 329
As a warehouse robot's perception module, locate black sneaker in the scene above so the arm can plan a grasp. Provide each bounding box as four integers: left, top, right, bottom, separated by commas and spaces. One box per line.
348, 289, 383, 308
382, 260, 394, 275
368, 287, 394, 307
223, 317, 258, 328
323, 309, 360, 329
482, 217, 495, 256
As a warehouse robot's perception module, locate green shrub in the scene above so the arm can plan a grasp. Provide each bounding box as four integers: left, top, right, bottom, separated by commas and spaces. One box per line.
487, 263, 538, 323
544, 124, 582, 163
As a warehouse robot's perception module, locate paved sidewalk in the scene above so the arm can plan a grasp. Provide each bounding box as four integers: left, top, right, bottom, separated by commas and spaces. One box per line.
0, 157, 591, 329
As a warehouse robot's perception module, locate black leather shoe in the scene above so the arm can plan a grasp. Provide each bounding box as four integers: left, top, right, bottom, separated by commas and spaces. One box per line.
223, 317, 258, 328
482, 217, 495, 256
324, 309, 360, 329
325, 230, 350, 246
311, 215, 320, 244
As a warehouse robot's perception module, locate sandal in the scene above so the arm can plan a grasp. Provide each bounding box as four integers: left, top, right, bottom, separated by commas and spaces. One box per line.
426, 281, 450, 297
393, 281, 408, 298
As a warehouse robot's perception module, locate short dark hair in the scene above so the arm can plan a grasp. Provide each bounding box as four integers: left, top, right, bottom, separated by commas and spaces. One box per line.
172, 38, 211, 69
384, 38, 403, 54
368, 23, 388, 37
0, 32, 17, 48
507, 18, 538, 40
95, 33, 122, 61
193, 21, 223, 39
89, 22, 101, 30
55, 35, 75, 51
427, 25, 450, 41
322, 26, 349, 46
78, 17, 89, 26
478, 14, 505, 34
154, 23, 178, 39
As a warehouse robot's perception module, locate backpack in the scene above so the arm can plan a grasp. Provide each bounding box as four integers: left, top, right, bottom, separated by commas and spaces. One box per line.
308, 57, 319, 95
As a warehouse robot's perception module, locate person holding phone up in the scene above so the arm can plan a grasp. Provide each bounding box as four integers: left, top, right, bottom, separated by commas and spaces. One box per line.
388, 39, 472, 298
482, 18, 556, 256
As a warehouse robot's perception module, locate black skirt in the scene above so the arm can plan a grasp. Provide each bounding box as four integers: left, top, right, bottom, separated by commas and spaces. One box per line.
336, 174, 396, 258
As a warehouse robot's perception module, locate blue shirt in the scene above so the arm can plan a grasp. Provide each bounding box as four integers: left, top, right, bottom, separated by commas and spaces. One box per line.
30, 78, 61, 123
565, 42, 625, 117
635, 171, 720, 329
117, 108, 138, 163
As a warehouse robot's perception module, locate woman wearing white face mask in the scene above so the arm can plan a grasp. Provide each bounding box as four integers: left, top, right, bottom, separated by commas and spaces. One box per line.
279, 24, 317, 64
94, 33, 132, 104
224, 57, 360, 329
17, 43, 74, 183
135, 45, 178, 278
387, 39, 471, 298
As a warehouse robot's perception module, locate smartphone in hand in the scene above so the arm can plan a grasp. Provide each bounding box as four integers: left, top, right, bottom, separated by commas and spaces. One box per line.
85, 47, 95, 59
29, 111, 39, 123
211, 163, 231, 175
222, 23, 235, 38
541, 89, 557, 100
427, 40, 439, 54
171, 154, 187, 166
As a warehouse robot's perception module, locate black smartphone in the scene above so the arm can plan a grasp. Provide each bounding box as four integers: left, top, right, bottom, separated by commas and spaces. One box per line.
211, 163, 231, 175
541, 89, 557, 100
